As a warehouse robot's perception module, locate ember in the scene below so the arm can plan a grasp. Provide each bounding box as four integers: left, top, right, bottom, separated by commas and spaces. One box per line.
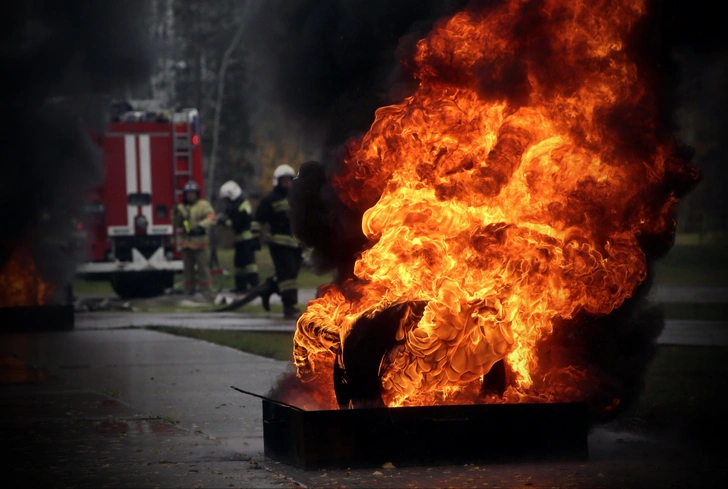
0, 246, 73, 333
290, 0, 698, 411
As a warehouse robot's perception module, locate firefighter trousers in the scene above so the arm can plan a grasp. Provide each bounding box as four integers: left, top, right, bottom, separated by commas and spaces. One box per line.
268, 243, 302, 312
182, 247, 212, 295
234, 240, 259, 292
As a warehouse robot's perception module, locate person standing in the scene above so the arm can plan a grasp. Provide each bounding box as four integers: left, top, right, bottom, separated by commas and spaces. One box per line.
254, 164, 302, 319
217, 180, 260, 293
174, 181, 216, 297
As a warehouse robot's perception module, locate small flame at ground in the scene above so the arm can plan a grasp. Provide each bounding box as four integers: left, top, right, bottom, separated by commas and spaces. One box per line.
292, 0, 697, 409
0, 247, 52, 308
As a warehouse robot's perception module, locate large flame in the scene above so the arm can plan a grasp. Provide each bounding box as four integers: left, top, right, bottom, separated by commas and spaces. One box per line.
294, 0, 697, 408
0, 247, 52, 308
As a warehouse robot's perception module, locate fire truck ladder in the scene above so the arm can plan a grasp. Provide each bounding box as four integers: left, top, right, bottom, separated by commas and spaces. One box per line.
172, 111, 194, 202
172, 111, 195, 254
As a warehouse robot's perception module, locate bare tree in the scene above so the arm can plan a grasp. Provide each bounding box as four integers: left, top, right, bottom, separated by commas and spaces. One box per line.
206, 0, 261, 199
149, 0, 176, 105
206, 23, 245, 198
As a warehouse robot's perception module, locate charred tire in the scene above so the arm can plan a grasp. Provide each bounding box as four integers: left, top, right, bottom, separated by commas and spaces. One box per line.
110, 271, 174, 299
335, 302, 427, 409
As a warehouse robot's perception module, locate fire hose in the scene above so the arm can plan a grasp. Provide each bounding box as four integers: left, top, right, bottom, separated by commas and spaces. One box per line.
209, 276, 277, 312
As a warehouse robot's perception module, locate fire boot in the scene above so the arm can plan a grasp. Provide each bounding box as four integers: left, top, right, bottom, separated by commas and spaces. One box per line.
246, 272, 260, 290
259, 276, 278, 312
232, 274, 247, 294
281, 289, 300, 320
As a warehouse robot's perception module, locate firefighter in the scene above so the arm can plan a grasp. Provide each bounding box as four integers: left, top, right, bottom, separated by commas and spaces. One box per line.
174, 181, 216, 297
217, 180, 260, 293
254, 164, 303, 319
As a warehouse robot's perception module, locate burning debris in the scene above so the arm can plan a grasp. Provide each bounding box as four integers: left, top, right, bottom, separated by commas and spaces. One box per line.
0, 248, 51, 308
275, 0, 700, 419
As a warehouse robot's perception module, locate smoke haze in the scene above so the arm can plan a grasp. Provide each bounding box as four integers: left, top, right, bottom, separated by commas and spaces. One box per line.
264, 0, 727, 420
250, 0, 728, 278
0, 0, 152, 296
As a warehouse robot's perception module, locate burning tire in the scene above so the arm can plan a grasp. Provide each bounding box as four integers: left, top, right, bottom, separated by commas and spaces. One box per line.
333, 301, 510, 409
286, 0, 700, 414
110, 271, 174, 299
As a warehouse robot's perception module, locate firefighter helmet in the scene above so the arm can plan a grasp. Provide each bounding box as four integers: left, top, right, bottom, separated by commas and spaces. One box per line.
272, 164, 296, 186
183, 181, 200, 194
219, 180, 243, 200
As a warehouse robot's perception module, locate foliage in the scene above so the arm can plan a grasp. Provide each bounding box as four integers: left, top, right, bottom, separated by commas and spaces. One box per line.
140, 0, 321, 200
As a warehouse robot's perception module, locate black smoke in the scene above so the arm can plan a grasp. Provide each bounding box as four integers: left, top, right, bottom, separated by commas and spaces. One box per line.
247, 0, 469, 276
263, 0, 727, 422
251, 0, 728, 277
0, 0, 152, 300
624, 0, 728, 239
248, 0, 468, 149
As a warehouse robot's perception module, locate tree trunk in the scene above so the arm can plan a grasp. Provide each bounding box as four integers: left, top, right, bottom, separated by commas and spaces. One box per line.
149, 0, 176, 106
206, 22, 245, 199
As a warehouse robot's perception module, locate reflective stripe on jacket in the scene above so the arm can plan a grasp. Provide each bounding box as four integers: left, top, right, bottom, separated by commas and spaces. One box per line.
223, 197, 256, 243
251, 220, 261, 239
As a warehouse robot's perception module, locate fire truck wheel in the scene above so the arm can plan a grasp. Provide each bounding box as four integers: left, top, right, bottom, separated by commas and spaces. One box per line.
110, 271, 174, 299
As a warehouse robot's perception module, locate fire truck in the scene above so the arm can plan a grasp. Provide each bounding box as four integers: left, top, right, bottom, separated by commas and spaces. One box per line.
76, 100, 206, 298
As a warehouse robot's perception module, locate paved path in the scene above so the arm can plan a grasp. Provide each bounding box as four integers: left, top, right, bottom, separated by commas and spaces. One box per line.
82, 285, 728, 308
649, 285, 728, 303
75, 312, 299, 332
0, 329, 295, 488
2, 329, 291, 455
653, 320, 728, 346
229, 286, 728, 305
253, 285, 728, 304
75, 311, 728, 347
3, 326, 726, 488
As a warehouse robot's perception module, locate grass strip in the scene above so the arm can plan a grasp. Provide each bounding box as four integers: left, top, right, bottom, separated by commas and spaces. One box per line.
147, 326, 294, 362
660, 303, 728, 321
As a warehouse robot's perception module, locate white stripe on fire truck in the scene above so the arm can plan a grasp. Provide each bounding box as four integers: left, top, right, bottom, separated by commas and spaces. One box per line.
139, 134, 153, 226
124, 135, 138, 232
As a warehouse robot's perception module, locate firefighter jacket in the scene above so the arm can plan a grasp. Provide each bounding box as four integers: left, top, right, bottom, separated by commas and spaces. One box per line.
253, 185, 300, 248
174, 199, 216, 249
223, 197, 256, 243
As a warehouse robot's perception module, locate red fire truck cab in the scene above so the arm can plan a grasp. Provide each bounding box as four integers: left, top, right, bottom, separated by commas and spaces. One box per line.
76, 101, 206, 298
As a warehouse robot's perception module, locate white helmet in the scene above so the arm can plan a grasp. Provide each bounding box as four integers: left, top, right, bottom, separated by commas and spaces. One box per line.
219, 180, 243, 200
272, 164, 296, 186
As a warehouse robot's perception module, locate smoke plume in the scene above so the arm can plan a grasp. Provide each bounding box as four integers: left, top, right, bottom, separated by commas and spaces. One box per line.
252, 0, 727, 277
246, 0, 469, 275
264, 0, 727, 420
0, 0, 152, 298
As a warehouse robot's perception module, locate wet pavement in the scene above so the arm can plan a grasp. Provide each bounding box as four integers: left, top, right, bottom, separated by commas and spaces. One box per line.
649, 285, 728, 303
2, 289, 728, 488
1, 329, 291, 455
2, 379, 295, 488
74, 312, 298, 332
656, 319, 728, 346
73, 312, 728, 347
79, 285, 728, 305
72, 286, 728, 347
1, 329, 299, 488
266, 430, 726, 488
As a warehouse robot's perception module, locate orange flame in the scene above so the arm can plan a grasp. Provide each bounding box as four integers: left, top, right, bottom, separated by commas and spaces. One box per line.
293, 0, 697, 408
0, 247, 51, 308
